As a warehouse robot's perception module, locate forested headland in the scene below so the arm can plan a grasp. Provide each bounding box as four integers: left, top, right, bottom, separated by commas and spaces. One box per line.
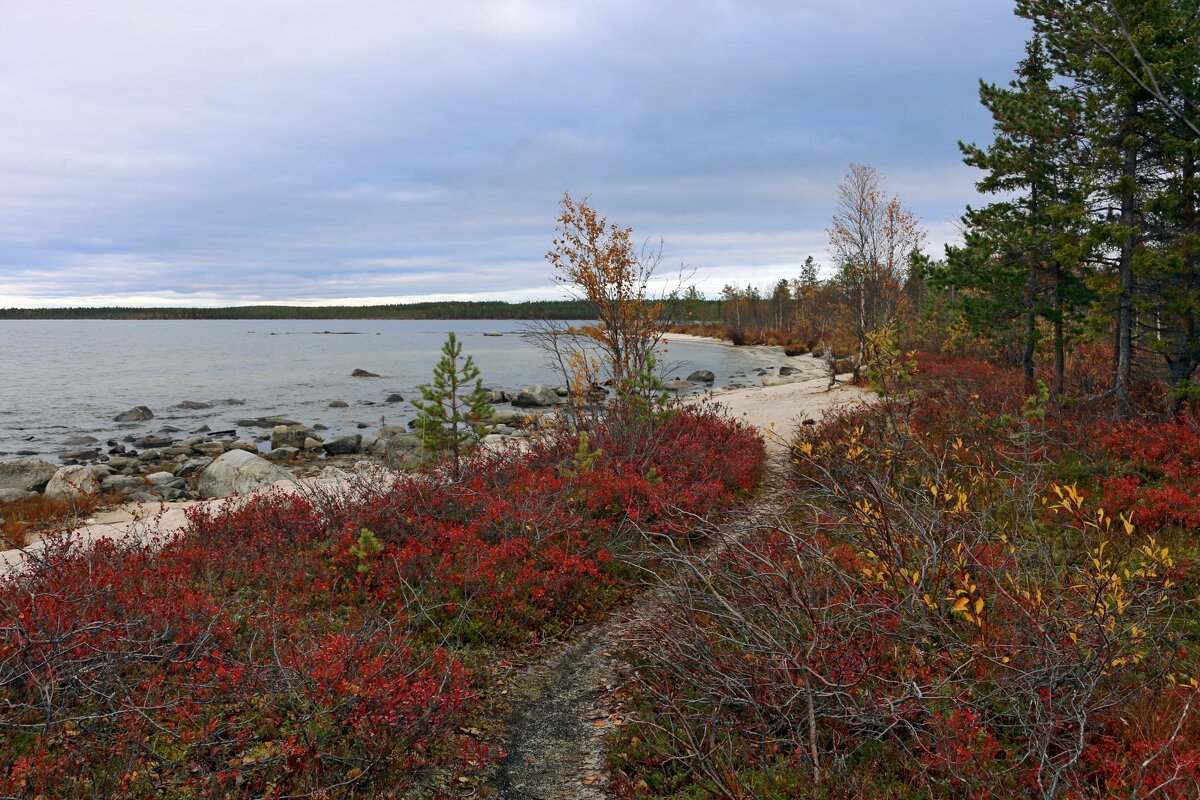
0, 299, 597, 320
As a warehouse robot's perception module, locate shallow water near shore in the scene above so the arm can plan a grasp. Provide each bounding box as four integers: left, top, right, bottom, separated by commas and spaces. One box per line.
0, 319, 785, 460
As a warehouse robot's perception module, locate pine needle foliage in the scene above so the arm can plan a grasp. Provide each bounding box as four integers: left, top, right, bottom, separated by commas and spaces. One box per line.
411, 331, 493, 478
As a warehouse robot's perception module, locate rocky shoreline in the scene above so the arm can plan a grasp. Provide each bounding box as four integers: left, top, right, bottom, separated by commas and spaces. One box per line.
0, 336, 852, 540
0, 366, 752, 517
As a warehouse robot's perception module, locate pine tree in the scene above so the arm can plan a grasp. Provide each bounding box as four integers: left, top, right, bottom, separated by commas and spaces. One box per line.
1017, 0, 1200, 413
943, 35, 1092, 394
411, 332, 493, 478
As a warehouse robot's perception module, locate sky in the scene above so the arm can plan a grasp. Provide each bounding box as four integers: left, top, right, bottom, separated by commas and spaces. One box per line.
0, 0, 1033, 307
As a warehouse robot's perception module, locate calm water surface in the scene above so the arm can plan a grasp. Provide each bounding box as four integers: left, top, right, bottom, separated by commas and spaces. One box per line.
0, 319, 779, 459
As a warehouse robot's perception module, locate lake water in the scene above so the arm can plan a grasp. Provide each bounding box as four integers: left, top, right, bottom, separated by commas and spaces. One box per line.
0, 319, 782, 459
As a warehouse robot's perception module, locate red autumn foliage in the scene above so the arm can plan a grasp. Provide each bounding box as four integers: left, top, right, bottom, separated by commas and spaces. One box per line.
0, 406, 763, 798
614, 353, 1200, 799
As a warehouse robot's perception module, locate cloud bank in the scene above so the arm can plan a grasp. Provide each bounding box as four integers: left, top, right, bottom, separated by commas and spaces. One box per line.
0, 0, 1031, 306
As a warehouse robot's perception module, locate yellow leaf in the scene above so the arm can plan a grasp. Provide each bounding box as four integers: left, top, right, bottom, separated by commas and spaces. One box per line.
975, 597, 984, 615
952, 597, 970, 614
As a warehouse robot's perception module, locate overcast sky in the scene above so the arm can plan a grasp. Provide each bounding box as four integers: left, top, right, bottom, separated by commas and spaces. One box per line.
0, 0, 1032, 307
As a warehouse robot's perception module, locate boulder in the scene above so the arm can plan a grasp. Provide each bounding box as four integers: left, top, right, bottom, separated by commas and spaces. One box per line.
832, 358, 855, 375
174, 457, 213, 478
489, 408, 527, 426
779, 365, 801, 376
761, 373, 800, 387
44, 466, 100, 500
59, 448, 100, 462
686, 370, 716, 383
146, 471, 177, 487
266, 447, 300, 462
228, 439, 259, 454
351, 368, 380, 378
0, 488, 35, 504
385, 393, 404, 404
134, 434, 174, 449
663, 379, 696, 392
302, 437, 324, 452
101, 474, 144, 493
512, 385, 561, 407
271, 424, 317, 450
317, 466, 349, 481
363, 426, 424, 467
487, 388, 509, 403
174, 400, 211, 410
322, 435, 362, 455
328, 400, 349, 408
0, 459, 58, 493
197, 449, 293, 499
113, 406, 154, 422
192, 441, 225, 458
106, 456, 139, 470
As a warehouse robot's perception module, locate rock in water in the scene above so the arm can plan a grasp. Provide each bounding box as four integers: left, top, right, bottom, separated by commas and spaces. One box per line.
351, 368, 380, 378
44, 465, 100, 500
113, 406, 154, 422
512, 385, 561, 407
236, 416, 301, 429
0, 459, 58, 493
271, 424, 317, 450
197, 450, 292, 499
687, 370, 716, 383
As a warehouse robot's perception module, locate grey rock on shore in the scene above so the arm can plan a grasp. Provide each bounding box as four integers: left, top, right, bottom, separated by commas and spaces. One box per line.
0, 459, 58, 493
198, 449, 292, 499
271, 424, 317, 450
44, 465, 100, 500
512, 385, 561, 407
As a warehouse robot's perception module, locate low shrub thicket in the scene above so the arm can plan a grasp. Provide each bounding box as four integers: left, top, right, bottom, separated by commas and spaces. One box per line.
613, 354, 1200, 799
0, 406, 763, 798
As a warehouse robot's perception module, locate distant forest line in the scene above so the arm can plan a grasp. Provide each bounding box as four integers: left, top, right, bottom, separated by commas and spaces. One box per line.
0, 298, 728, 321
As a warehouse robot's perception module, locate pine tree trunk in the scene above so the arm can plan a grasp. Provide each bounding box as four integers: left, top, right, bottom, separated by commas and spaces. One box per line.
1114, 101, 1139, 418
1053, 260, 1065, 398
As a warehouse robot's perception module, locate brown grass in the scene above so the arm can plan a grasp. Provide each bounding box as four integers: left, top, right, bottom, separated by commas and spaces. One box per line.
1, 493, 110, 549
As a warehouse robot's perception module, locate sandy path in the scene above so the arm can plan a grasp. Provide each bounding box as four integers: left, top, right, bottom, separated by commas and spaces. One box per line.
491, 353, 871, 798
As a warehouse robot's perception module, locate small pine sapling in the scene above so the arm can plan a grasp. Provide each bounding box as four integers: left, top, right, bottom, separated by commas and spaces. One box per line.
411, 331, 494, 478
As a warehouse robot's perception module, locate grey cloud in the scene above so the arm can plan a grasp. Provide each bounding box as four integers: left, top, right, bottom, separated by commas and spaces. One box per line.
0, 0, 1030, 306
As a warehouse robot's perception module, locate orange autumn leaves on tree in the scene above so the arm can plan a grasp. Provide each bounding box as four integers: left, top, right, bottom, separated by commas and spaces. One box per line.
546, 193, 664, 392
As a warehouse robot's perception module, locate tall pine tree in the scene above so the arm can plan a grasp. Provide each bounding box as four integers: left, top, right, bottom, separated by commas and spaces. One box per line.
944, 35, 1091, 394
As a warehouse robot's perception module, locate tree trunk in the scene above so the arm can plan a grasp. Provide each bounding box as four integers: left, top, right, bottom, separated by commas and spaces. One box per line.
1169, 152, 1200, 417
1053, 260, 1065, 398
1114, 100, 1140, 418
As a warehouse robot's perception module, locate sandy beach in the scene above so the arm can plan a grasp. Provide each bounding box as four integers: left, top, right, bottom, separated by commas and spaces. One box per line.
664, 332, 871, 451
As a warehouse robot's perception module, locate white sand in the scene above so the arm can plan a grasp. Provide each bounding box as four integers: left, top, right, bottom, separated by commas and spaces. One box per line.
2, 336, 870, 571
664, 332, 872, 451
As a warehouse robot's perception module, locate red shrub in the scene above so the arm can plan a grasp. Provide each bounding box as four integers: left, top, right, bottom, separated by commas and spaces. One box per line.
0, 407, 764, 797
